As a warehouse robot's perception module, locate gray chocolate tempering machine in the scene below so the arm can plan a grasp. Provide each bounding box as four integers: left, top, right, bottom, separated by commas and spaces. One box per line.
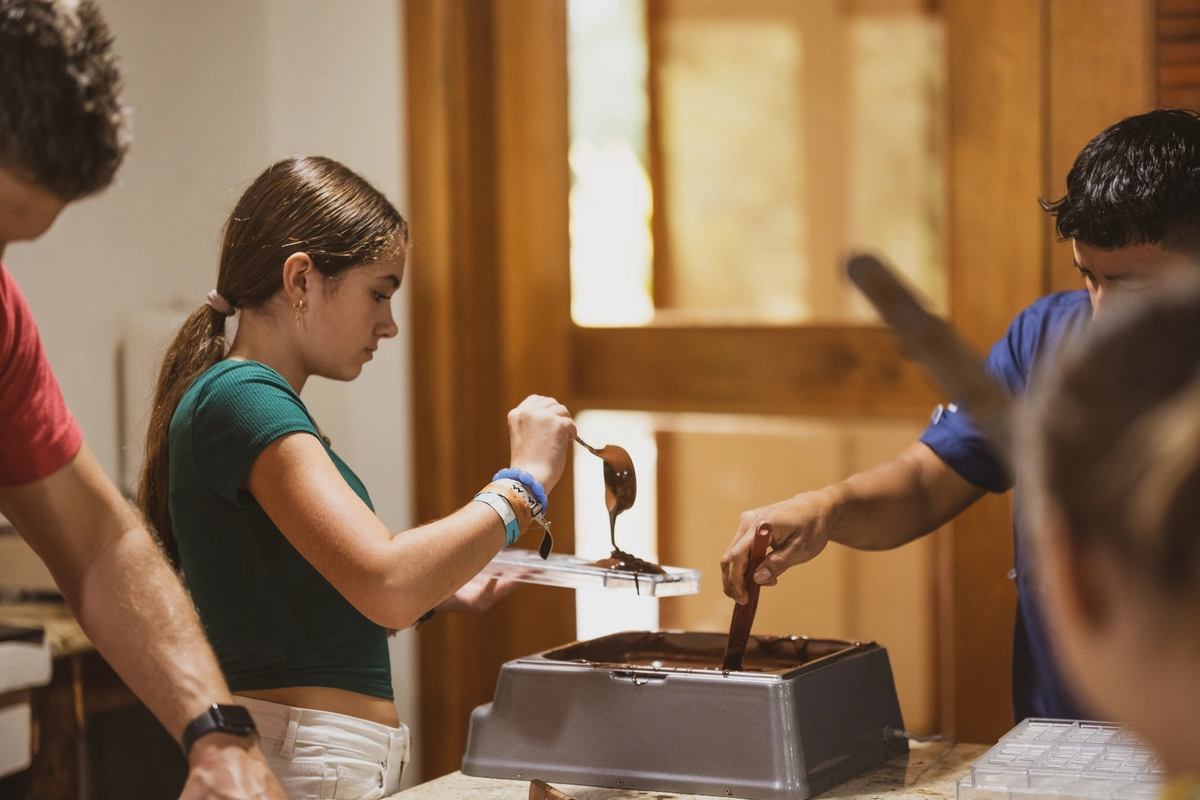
466, 436, 909, 799
468, 560, 908, 799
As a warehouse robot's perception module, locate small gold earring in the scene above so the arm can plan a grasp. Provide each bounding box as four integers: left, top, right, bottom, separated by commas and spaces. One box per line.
293, 299, 305, 328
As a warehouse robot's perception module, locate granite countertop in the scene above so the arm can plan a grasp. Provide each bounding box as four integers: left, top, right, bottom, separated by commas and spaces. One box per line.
0, 600, 92, 658
391, 740, 988, 800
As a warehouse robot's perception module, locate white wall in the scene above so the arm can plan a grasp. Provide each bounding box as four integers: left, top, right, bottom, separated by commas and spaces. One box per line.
4, 0, 421, 785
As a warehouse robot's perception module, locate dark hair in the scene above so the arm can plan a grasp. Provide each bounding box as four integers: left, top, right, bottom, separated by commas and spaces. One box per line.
139, 156, 409, 565
1041, 109, 1200, 252
0, 0, 127, 199
1026, 276, 1200, 596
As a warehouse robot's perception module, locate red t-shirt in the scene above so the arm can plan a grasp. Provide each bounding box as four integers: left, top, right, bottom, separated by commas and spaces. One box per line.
0, 264, 83, 485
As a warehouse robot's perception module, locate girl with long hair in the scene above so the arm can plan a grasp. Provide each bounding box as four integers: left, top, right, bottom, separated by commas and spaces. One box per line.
141, 155, 575, 799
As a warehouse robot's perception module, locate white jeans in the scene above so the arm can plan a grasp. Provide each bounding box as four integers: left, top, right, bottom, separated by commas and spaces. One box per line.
237, 696, 409, 800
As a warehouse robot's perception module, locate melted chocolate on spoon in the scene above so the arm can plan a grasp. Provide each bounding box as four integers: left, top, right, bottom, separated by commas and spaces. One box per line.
575, 438, 666, 588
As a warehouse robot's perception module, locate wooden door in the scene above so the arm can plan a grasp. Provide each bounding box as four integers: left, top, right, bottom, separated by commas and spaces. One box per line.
405, 1, 576, 779
405, 0, 1158, 777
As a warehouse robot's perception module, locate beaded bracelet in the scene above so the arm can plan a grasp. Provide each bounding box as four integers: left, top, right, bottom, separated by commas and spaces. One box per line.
493, 468, 549, 511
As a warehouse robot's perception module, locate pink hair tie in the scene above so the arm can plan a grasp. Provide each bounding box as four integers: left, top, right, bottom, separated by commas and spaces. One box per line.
206, 290, 234, 316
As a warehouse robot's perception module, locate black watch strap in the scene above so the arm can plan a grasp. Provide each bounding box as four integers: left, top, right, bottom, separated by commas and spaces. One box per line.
181, 703, 258, 758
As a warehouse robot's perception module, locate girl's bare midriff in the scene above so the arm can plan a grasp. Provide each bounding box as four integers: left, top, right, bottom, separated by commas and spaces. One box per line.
236, 686, 400, 728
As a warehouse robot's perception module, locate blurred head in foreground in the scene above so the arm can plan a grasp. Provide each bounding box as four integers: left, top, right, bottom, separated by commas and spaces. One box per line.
1023, 276, 1200, 775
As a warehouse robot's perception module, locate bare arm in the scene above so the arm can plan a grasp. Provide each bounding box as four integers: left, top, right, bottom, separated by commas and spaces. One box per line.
0, 444, 284, 798
249, 439, 512, 629
247, 394, 576, 630
721, 442, 984, 603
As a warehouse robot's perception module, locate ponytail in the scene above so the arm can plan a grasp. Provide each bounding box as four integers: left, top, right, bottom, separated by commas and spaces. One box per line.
138, 305, 229, 567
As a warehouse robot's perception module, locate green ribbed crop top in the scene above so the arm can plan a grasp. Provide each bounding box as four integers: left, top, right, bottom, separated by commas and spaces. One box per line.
168, 360, 392, 699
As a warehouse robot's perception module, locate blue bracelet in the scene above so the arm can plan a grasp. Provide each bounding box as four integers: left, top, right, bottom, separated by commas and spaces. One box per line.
493, 468, 548, 511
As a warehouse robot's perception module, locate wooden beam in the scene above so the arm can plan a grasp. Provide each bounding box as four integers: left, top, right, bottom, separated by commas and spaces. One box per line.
406, 0, 513, 780
1160, 0, 1200, 109
490, 0, 578, 702
945, 0, 1045, 743
493, 2, 574, 414
646, 0, 675, 309
407, 0, 578, 779
1047, 0, 1156, 293
571, 325, 940, 418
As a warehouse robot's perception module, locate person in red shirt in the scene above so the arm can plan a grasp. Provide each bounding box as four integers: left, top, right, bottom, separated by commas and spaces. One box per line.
0, 2, 285, 797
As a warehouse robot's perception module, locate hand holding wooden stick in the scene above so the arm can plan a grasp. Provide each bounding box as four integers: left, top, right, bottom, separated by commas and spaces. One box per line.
722, 523, 773, 671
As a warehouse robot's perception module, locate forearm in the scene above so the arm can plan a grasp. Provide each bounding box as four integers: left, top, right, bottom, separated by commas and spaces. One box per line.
724, 443, 985, 601
826, 443, 983, 550
0, 447, 234, 741
72, 525, 231, 739
363, 502, 508, 629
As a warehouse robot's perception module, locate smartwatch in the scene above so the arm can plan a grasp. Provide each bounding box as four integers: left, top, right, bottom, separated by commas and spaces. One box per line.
181, 703, 258, 758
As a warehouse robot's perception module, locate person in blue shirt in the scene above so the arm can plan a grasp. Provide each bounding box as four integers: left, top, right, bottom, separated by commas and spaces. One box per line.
721, 108, 1200, 723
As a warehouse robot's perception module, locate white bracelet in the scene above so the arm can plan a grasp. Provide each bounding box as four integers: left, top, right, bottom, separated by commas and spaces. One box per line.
473, 492, 521, 546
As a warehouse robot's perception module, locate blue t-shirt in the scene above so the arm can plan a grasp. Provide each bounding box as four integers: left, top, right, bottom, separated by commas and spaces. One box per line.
919, 290, 1092, 722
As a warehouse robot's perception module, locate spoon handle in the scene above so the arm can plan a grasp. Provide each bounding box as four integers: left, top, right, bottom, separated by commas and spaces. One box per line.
574, 435, 601, 456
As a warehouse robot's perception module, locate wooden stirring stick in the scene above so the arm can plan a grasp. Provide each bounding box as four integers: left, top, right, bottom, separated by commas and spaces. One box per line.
722, 523, 773, 672
845, 253, 1016, 467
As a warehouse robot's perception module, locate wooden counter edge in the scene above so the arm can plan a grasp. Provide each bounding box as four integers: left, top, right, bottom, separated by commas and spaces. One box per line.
0, 601, 93, 659
390, 741, 990, 800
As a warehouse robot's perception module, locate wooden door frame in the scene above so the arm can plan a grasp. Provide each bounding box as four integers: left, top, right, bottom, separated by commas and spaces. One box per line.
405, 0, 1158, 775
944, 0, 1155, 741
405, 0, 576, 779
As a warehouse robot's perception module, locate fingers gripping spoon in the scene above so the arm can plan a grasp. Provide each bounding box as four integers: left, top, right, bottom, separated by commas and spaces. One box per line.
845, 253, 1017, 468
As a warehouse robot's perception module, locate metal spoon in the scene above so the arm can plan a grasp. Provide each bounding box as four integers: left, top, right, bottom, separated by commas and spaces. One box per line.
575, 436, 637, 550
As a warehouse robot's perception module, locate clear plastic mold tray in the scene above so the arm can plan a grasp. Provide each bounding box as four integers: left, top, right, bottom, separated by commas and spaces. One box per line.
480, 550, 700, 596
957, 719, 1165, 800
